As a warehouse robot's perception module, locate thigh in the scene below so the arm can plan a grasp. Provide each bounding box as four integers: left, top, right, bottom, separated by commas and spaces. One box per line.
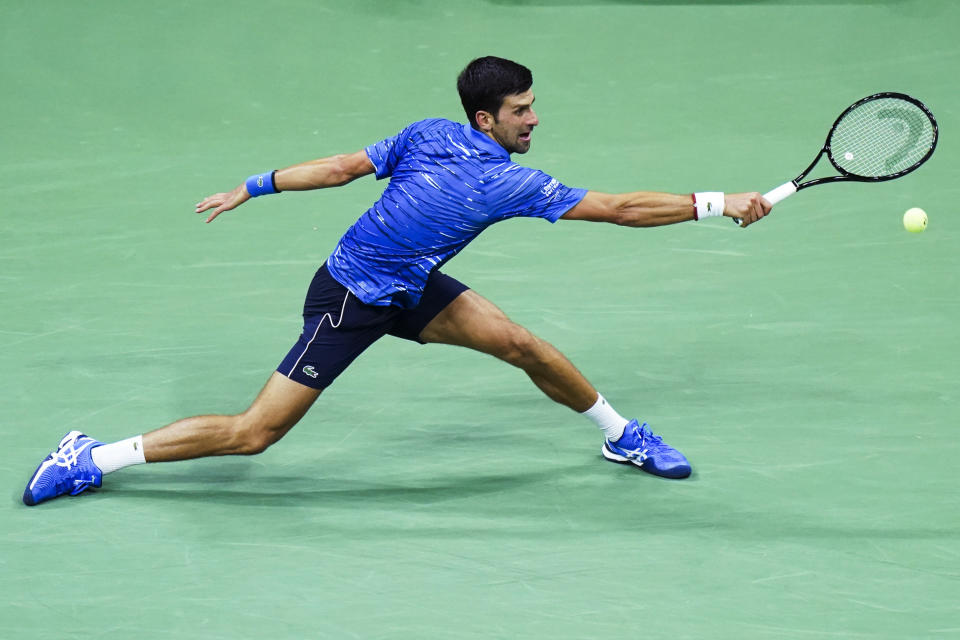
388, 269, 470, 344
278, 265, 400, 388
417, 288, 520, 355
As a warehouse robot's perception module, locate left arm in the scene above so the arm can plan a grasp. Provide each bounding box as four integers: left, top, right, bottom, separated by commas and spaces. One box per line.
561, 190, 771, 227
196, 150, 375, 223
273, 151, 376, 191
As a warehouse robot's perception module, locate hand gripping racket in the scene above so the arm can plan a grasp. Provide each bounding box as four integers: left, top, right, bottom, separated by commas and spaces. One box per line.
735, 92, 938, 225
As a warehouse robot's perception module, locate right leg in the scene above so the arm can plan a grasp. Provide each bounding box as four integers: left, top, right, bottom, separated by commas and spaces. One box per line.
142, 372, 322, 462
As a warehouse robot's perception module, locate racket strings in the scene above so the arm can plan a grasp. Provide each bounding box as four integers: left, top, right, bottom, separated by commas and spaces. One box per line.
829, 97, 935, 178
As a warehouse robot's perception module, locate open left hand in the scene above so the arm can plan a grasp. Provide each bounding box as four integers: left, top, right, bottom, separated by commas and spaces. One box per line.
195, 184, 250, 223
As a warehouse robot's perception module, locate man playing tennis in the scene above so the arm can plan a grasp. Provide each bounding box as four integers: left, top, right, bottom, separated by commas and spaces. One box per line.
23, 56, 771, 505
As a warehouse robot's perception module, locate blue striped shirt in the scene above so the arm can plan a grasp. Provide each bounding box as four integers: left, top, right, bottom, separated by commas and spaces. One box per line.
327, 118, 587, 308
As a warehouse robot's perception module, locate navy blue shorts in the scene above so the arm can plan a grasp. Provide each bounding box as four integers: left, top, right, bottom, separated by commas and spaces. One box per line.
277, 263, 469, 389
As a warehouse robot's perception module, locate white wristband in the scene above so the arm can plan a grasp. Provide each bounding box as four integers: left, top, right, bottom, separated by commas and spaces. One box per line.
694, 192, 724, 220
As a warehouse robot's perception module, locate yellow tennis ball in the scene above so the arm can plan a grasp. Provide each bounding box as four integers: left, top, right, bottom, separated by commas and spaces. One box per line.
903, 207, 927, 233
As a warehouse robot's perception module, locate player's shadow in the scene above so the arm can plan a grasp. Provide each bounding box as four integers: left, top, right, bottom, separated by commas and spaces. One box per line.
87, 464, 957, 543
101, 459, 595, 506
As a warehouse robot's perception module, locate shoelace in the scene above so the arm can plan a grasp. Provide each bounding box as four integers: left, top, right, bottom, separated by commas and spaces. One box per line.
619, 423, 671, 462
613, 423, 651, 462
637, 424, 665, 450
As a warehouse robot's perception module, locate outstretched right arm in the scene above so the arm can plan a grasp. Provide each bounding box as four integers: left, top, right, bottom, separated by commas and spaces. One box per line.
561, 190, 771, 228
196, 149, 375, 223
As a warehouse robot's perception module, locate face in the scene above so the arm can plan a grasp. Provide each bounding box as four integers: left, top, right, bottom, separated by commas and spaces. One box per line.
478, 90, 539, 154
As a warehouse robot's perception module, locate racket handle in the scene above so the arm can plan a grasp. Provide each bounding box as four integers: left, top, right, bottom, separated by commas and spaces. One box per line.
732, 181, 797, 226
763, 181, 798, 205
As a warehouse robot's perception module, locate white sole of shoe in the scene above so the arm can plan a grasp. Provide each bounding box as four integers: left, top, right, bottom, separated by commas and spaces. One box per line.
601, 443, 643, 466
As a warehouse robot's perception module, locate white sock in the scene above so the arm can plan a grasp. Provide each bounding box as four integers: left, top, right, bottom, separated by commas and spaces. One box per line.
91, 435, 147, 475
581, 393, 629, 441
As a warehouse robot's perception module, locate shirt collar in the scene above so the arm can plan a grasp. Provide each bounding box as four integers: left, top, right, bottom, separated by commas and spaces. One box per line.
463, 123, 510, 159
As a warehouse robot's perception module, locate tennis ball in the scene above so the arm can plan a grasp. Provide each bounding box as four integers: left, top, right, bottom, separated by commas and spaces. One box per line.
903, 207, 927, 233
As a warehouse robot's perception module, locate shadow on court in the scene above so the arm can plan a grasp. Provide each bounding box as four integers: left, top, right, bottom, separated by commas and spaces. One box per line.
51, 461, 953, 547
98, 462, 591, 506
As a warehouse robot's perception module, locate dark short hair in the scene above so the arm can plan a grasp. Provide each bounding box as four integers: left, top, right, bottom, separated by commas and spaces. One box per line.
457, 56, 533, 129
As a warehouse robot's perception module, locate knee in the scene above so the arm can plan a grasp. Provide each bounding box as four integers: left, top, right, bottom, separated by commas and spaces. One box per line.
498, 325, 546, 368
228, 414, 286, 456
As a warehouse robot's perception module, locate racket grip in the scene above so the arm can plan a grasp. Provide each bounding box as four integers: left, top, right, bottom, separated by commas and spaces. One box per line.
732, 181, 797, 226
763, 181, 798, 205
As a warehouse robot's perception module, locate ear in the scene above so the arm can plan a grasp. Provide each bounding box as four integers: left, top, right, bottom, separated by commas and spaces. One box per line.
475, 110, 495, 132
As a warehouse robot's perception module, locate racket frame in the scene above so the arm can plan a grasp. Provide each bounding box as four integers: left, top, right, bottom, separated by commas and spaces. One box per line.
799, 91, 938, 189
735, 92, 938, 223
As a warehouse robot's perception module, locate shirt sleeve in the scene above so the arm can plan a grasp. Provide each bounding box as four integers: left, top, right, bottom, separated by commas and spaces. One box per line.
489, 165, 588, 223
365, 123, 415, 180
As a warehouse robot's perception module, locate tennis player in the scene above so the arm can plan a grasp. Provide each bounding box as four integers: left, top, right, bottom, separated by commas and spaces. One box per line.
23, 56, 771, 505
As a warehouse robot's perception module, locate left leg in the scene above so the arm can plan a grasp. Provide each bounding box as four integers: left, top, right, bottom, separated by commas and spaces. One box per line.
415, 286, 691, 479
418, 289, 598, 412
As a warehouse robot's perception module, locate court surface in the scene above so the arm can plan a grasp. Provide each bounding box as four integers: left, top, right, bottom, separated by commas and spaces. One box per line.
3, 1, 958, 637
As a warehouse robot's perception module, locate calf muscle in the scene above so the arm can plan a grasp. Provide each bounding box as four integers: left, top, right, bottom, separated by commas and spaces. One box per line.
142, 372, 321, 462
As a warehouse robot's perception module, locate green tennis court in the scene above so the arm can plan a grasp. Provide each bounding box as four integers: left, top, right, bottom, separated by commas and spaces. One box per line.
3, 1, 958, 637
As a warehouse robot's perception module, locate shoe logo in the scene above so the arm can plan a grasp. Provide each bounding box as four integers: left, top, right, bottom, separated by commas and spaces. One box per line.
55, 439, 96, 469
74, 476, 97, 486
302, 366, 319, 379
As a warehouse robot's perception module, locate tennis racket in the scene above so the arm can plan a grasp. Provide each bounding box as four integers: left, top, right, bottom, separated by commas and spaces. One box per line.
735, 92, 938, 225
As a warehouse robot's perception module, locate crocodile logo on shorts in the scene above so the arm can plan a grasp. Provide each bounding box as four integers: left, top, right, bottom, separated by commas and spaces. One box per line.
302, 366, 319, 379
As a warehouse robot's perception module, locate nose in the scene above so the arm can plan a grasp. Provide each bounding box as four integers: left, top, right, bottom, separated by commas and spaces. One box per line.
528, 109, 539, 127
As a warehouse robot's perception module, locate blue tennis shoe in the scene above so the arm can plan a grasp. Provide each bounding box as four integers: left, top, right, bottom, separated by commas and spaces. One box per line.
602, 419, 691, 479
23, 431, 103, 506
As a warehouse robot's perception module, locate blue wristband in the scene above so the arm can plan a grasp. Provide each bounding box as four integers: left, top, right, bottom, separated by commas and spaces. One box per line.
245, 171, 278, 197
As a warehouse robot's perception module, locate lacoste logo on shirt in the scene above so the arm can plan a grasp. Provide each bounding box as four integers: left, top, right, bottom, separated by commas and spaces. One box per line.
303, 366, 319, 379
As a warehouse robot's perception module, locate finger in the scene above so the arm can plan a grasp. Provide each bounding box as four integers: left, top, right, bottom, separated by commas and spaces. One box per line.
746, 196, 762, 223
197, 191, 232, 208
195, 197, 224, 213
206, 207, 224, 223
737, 207, 750, 228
